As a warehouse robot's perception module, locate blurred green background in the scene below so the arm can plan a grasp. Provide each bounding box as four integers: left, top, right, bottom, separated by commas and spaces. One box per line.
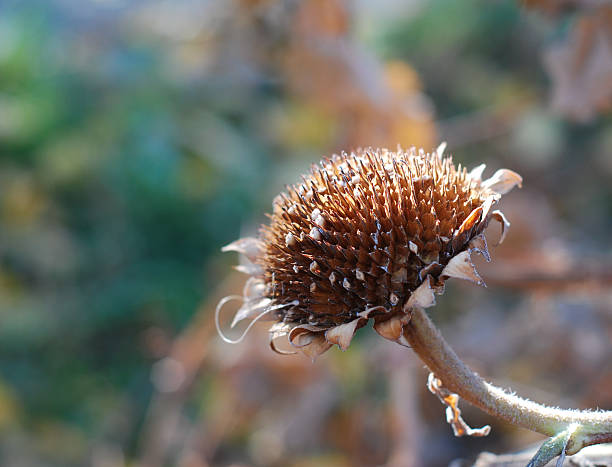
1, 0, 611, 466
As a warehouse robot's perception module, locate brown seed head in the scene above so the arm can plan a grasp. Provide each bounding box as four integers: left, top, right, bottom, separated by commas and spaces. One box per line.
218, 145, 521, 359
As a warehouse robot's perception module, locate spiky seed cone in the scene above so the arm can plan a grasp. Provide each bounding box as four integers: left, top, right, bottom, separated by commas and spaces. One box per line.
219, 145, 521, 359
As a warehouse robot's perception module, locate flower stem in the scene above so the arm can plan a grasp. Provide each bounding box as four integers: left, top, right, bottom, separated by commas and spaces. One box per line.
402, 306, 612, 456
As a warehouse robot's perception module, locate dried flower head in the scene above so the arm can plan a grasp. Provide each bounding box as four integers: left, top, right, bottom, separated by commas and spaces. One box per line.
217, 145, 521, 359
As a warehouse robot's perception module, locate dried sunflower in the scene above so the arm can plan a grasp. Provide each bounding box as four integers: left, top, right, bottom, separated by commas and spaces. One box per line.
217, 145, 521, 359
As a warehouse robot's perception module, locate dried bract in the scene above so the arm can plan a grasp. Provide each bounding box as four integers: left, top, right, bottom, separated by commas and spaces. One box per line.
218, 146, 521, 359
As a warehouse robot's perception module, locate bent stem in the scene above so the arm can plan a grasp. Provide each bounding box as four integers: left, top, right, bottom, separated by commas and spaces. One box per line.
402, 306, 612, 462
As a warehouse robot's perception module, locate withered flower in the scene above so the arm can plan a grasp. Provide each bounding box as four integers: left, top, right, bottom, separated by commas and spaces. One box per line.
217, 145, 521, 359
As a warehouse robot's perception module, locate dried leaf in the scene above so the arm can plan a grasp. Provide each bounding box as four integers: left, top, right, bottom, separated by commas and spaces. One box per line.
427, 373, 491, 438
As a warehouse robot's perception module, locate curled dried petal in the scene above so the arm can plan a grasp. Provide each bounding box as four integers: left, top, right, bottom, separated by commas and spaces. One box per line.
373, 314, 411, 344
491, 209, 511, 245
300, 334, 333, 361
456, 206, 483, 238
289, 324, 327, 348
405, 275, 437, 310
427, 373, 491, 438
481, 169, 523, 196
441, 251, 484, 286
222, 237, 262, 263
325, 318, 367, 351
231, 297, 273, 328
269, 332, 297, 355
468, 234, 490, 262
480, 196, 496, 222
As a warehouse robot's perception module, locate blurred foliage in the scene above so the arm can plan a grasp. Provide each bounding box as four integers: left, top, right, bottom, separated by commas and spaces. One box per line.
0, 0, 611, 466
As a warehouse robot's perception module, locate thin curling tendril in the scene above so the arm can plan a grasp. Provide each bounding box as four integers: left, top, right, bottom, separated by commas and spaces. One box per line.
215, 296, 299, 344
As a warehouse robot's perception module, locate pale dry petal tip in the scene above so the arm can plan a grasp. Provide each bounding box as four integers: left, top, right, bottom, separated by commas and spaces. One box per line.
405, 275, 437, 311
481, 169, 523, 196
491, 209, 511, 245
435, 142, 448, 158
479, 196, 496, 222
452, 206, 484, 252
357, 305, 389, 319
234, 263, 263, 275
230, 298, 273, 328
288, 324, 325, 348
325, 318, 365, 351
408, 241, 419, 254
373, 314, 410, 345
269, 325, 297, 355
468, 234, 491, 262
300, 334, 333, 361
221, 237, 262, 263
441, 250, 485, 286
468, 164, 487, 182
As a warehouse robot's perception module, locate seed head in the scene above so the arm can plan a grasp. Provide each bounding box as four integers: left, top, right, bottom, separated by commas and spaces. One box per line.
218, 145, 521, 359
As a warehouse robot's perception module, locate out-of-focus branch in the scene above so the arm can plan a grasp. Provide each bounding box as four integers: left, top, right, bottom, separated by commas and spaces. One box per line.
486, 266, 612, 292
136, 275, 234, 467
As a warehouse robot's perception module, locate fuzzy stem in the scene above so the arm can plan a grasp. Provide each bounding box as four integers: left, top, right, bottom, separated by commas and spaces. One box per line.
402, 306, 612, 455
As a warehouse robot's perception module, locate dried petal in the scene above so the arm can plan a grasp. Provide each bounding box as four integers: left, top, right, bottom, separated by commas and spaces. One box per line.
491, 209, 511, 245
468, 164, 486, 182
481, 169, 522, 196
468, 234, 490, 262
269, 321, 291, 336
479, 196, 496, 222
374, 314, 409, 342
300, 334, 333, 361
357, 305, 389, 319
231, 297, 273, 328
221, 237, 262, 263
405, 275, 436, 310
452, 206, 483, 252
325, 318, 366, 351
243, 278, 266, 300
441, 251, 484, 286
408, 241, 418, 254
455, 206, 483, 237
435, 141, 447, 158
270, 339, 296, 355
289, 324, 326, 347
234, 263, 263, 275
